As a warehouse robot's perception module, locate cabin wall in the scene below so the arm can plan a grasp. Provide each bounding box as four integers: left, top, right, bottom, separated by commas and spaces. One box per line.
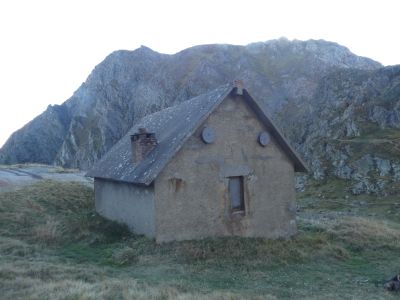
94, 178, 156, 237
154, 94, 297, 242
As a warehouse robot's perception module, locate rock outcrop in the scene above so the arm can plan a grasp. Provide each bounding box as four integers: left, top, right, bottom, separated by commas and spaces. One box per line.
288, 66, 400, 194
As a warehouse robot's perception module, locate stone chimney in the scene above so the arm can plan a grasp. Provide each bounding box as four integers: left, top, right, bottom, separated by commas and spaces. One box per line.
130, 128, 157, 163
233, 79, 244, 95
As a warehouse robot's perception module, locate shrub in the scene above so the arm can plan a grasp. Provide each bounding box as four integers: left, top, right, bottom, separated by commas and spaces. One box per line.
111, 246, 138, 266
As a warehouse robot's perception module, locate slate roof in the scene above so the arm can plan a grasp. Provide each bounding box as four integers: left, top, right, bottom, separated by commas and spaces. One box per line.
87, 84, 308, 185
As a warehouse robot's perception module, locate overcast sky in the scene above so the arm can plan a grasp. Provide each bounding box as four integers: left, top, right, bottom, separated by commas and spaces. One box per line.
0, 0, 399, 147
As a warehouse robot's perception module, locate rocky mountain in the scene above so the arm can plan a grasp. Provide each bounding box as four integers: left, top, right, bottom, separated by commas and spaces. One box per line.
2, 38, 399, 194
289, 66, 400, 195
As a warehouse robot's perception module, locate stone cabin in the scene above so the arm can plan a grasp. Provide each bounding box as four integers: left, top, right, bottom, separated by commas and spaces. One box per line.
87, 83, 308, 242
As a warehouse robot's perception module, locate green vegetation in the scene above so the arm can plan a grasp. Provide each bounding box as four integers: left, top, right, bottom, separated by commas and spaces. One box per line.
1, 180, 400, 299
336, 124, 400, 161
299, 178, 400, 222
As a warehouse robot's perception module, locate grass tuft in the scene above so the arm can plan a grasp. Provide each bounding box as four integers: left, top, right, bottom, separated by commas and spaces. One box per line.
33, 218, 60, 245
328, 217, 400, 251
111, 246, 139, 266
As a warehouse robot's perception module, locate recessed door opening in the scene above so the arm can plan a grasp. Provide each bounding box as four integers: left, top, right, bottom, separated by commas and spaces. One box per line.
228, 176, 245, 213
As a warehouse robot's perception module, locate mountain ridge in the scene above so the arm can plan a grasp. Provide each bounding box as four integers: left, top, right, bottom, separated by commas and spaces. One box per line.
2, 38, 398, 194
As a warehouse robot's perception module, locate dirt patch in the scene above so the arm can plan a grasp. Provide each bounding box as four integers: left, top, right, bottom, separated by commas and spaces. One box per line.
0, 179, 9, 187
0, 164, 93, 193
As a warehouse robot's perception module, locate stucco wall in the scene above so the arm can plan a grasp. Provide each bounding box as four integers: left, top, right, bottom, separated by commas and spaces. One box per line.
94, 178, 156, 237
154, 94, 297, 242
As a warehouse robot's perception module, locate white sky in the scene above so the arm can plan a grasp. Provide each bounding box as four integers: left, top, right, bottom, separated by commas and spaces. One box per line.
0, 0, 399, 148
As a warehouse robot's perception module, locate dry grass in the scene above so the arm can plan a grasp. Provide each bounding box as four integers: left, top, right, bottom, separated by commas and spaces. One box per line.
2, 180, 400, 299
169, 216, 397, 265
33, 218, 61, 244
0, 237, 38, 257
300, 216, 400, 251
172, 232, 337, 265
111, 246, 139, 266
48, 166, 80, 173
0, 180, 129, 245
1, 277, 276, 300
328, 217, 400, 248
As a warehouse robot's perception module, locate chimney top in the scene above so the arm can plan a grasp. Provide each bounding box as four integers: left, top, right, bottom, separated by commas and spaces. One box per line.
233, 79, 244, 95
233, 79, 244, 87
130, 128, 157, 164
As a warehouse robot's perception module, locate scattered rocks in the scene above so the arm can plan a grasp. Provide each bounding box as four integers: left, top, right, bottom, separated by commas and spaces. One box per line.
375, 158, 391, 176
391, 163, 400, 181
295, 175, 308, 192
385, 274, 400, 292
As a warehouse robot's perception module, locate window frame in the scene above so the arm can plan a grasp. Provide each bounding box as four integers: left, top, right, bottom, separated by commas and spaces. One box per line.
228, 176, 245, 214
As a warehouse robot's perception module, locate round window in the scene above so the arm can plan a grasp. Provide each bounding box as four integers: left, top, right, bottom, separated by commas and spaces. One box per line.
258, 131, 270, 147
201, 127, 215, 144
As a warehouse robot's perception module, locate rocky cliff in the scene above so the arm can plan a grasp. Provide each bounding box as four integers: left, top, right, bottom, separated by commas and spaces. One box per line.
290, 66, 400, 195
2, 38, 399, 194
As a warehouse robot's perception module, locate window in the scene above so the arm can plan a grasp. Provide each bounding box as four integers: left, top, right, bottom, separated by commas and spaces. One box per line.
228, 176, 245, 213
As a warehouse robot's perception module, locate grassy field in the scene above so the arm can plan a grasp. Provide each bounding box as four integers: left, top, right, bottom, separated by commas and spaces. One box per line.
1, 180, 400, 299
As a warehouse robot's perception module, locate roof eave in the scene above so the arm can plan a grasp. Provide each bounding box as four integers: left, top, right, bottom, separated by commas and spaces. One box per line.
91, 174, 153, 186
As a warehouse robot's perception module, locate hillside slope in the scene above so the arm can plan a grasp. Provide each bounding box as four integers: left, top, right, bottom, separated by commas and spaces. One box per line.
280, 65, 400, 194
1, 178, 400, 299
